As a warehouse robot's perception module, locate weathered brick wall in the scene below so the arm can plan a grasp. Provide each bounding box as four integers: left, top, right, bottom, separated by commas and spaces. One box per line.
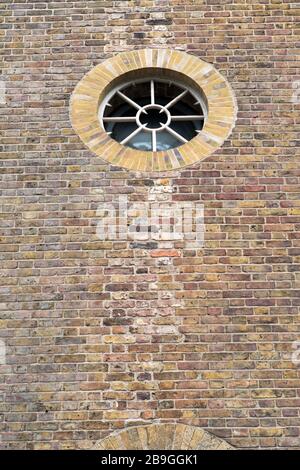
1, 0, 300, 450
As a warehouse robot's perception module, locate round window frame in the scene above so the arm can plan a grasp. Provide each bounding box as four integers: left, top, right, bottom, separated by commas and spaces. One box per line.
99, 77, 208, 152
70, 49, 237, 172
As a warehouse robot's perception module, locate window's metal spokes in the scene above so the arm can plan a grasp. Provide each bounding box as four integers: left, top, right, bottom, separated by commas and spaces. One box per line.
121, 124, 148, 145
164, 125, 188, 144
150, 80, 155, 105
117, 90, 148, 114
152, 129, 157, 152
171, 115, 204, 121
103, 116, 137, 122
161, 89, 188, 112
101, 79, 206, 152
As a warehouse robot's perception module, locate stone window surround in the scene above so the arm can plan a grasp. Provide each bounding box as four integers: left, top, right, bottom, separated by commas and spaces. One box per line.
70, 49, 237, 172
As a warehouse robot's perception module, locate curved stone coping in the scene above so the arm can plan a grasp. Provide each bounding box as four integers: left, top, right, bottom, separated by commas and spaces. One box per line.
93, 423, 235, 450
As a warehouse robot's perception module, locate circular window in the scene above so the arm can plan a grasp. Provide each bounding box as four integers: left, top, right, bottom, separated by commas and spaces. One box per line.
99, 79, 206, 152
71, 49, 237, 172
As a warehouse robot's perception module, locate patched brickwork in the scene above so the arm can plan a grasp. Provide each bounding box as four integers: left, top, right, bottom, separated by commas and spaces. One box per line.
0, 0, 300, 450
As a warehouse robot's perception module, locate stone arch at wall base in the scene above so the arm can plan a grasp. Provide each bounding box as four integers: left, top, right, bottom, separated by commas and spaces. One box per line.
93, 424, 235, 450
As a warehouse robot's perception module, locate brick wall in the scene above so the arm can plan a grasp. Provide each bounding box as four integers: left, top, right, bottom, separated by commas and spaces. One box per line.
1, 0, 300, 449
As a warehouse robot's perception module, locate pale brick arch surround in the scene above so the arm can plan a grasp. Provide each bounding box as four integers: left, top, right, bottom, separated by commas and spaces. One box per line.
71, 49, 237, 172
93, 424, 234, 450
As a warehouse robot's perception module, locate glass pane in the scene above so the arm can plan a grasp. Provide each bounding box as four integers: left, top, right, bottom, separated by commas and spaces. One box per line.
129, 130, 152, 151
169, 121, 196, 142
111, 122, 137, 142
156, 131, 181, 151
